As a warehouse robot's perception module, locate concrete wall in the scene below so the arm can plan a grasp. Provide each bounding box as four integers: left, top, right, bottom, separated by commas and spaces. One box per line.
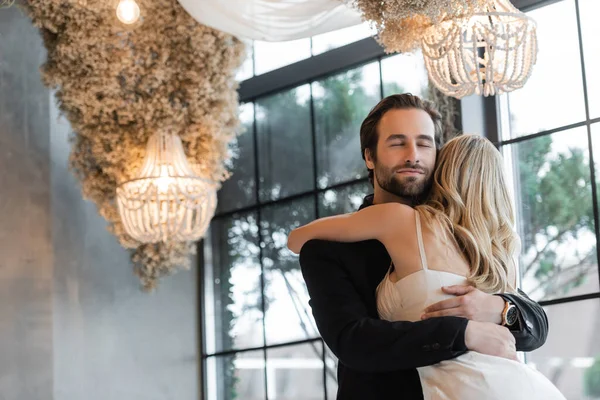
0, 8, 199, 400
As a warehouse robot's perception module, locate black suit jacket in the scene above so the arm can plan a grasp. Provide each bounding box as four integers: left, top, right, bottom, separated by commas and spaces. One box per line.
299, 199, 549, 399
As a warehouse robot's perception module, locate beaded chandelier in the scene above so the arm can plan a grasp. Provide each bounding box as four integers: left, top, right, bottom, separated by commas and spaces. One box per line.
420, 0, 538, 98
116, 131, 217, 244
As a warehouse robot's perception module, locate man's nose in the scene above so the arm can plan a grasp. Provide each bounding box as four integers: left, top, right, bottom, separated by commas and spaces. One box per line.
404, 143, 419, 164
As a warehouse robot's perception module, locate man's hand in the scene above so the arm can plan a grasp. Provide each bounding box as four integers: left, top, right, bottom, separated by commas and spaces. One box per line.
465, 320, 518, 361
421, 285, 505, 324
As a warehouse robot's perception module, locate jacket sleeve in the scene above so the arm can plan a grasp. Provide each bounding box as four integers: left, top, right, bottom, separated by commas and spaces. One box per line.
299, 239, 469, 373
496, 289, 549, 352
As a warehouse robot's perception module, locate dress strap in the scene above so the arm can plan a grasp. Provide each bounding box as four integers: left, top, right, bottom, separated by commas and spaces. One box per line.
415, 211, 429, 271
387, 261, 394, 276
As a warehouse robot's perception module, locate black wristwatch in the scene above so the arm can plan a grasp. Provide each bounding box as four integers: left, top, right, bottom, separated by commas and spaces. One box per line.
501, 300, 519, 327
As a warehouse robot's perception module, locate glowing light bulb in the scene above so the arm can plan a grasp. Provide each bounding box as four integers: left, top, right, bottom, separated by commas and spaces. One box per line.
155, 166, 172, 193
116, 0, 140, 25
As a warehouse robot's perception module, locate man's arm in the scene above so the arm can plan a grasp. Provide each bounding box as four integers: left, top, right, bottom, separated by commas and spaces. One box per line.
420, 285, 548, 352
497, 290, 548, 351
300, 239, 469, 373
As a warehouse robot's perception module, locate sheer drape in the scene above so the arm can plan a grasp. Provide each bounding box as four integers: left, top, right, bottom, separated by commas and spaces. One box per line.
177, 0, 362, 41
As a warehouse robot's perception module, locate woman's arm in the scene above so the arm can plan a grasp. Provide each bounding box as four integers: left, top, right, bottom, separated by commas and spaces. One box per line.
287, 202, 413, 254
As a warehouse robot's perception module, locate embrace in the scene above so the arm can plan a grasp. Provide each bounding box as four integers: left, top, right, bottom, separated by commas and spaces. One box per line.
287, 94, 565, 400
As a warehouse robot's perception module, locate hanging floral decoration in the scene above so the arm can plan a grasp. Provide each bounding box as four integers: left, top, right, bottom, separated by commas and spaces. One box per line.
348, 0, 488, 53
24, 0, 245, 290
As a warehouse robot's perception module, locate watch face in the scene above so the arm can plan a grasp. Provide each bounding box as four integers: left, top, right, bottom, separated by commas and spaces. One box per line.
506, 306, 518, 325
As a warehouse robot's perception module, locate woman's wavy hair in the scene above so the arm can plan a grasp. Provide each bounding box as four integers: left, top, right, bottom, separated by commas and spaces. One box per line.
417, 134, 520, 293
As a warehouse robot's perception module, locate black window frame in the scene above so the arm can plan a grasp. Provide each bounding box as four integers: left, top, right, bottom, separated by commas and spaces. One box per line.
197, 1, 600, 398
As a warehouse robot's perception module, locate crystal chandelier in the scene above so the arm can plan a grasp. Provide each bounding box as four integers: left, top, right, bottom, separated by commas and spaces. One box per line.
420, 0, 537, 98
116, 131, 217, 244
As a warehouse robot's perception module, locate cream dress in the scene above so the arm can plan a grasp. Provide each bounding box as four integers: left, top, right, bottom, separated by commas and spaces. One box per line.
375, 212, 566, 400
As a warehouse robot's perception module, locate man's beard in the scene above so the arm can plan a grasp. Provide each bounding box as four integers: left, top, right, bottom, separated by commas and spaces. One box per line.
374, 163, 432, 203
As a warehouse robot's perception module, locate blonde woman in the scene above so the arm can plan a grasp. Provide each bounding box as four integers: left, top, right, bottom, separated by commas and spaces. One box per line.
288, 134, 565, 400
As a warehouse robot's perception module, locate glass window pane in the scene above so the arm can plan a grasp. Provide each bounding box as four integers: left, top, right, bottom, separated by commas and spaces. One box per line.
205, 351, 266, 400
236, 41, 254, 81
204, 213, 264, 353
381, 51, 430, 98
318, 181, 372, 217
260, 196, 319, 345
313, 62, 381, 189
526, 299, 600, 399
266, 343, 325, 400
254, 39, 312, 75
580, 0, 600, 119
511, 128, 600, 301
217, 103, 256, 214
507, 0, 586, 138
311, 22, 374, 55
256, 85, 314, 202
325, 345, 338, 399
590, 123, 600, 287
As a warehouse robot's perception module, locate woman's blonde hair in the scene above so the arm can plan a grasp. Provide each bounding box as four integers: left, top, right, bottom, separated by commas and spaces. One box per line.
417, 134, 519, 293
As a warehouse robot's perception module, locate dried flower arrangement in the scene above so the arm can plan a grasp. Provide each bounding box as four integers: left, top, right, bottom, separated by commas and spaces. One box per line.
25, 0, 245, 289
349, 0, 488, 53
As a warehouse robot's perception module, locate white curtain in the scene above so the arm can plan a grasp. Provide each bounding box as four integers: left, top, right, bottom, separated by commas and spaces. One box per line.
177, 0, 363, 41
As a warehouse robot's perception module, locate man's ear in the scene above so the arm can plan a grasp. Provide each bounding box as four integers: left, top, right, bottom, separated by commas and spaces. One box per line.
365, 148, 375, 170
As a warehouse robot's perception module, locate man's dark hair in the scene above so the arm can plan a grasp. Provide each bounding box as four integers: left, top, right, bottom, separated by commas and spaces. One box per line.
360, 93, 444, 185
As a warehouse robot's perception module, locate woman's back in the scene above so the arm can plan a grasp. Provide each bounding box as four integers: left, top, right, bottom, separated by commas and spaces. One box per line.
381, 208, 470, 284
376, 209, 470, 322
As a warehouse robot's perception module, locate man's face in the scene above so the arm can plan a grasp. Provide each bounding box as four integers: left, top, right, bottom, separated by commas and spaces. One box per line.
365, 108, 437, 201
